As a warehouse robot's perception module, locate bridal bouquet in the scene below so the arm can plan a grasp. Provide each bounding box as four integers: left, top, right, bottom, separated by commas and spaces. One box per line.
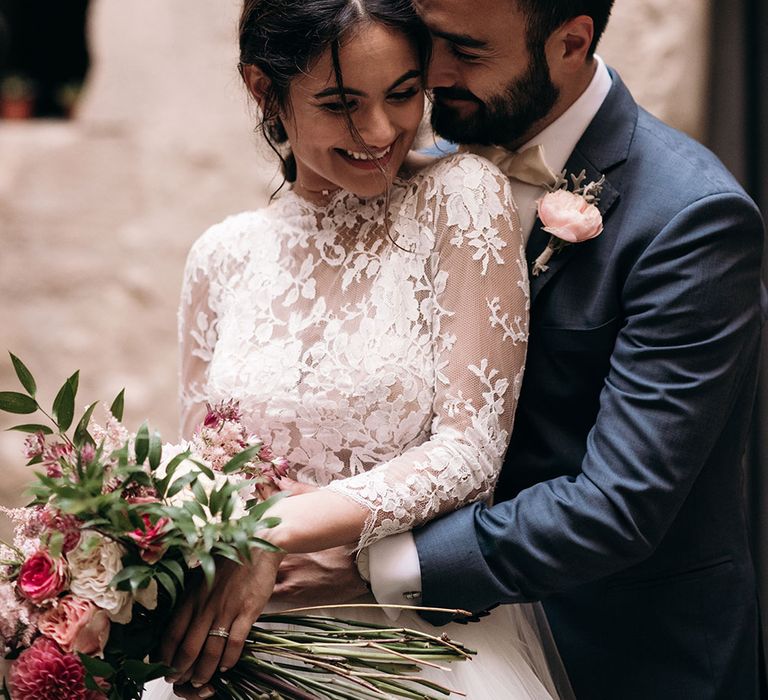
0, 355, 473, 700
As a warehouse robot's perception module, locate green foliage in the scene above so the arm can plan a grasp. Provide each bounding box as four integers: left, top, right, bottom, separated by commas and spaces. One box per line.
9, 352, 36, 396
110, 388, 125, 422
0, 391, 37, 414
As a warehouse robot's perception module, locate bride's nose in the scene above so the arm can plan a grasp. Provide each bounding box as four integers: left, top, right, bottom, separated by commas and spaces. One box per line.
357, 104, 397, 148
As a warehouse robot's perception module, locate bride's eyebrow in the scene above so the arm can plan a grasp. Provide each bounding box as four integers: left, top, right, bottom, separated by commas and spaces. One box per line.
313, 69, 422, 99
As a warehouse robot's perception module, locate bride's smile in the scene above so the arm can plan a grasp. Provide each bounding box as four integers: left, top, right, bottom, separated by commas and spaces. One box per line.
243, 23, 425, 200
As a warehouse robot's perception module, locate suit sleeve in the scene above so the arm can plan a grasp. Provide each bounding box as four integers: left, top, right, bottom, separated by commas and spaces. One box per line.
414, 191, 765, 615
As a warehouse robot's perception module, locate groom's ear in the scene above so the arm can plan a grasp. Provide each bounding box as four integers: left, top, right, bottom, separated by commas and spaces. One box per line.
546, 15, 594, 73
241, 64, 272, 109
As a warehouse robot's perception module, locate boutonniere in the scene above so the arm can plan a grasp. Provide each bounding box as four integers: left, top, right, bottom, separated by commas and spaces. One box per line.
532, 171, 606, 276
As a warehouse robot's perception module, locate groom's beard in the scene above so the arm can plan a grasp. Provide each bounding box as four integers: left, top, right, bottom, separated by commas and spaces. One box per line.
431, 45, 559, 146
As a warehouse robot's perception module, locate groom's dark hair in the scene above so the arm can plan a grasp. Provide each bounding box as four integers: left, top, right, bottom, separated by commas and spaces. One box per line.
516, 0, 615, 56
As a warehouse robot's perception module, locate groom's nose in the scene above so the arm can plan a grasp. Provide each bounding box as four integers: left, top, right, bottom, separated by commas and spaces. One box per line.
427, 40, 460, 89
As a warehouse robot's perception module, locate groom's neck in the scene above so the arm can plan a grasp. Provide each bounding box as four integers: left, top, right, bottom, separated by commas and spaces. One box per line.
501, 57, 599, 151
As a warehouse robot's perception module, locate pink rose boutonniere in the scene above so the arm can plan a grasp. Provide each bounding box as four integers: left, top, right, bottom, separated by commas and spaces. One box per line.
532, 170, 606, 276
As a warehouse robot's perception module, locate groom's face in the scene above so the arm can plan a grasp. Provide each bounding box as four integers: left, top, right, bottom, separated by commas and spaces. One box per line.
415, 0, 560, 147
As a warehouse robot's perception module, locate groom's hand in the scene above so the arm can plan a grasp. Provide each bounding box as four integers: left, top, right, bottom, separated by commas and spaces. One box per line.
273, 546, 368, 604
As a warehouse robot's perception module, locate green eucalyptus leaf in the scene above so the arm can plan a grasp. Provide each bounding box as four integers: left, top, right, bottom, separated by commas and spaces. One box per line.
249, 536, 282, 553
220, 491, 236, 521
134, 422, 150, 464
109, 388, 125, 422
0, 392, 37, 415
52, 379, 75, 431
7, 424, 53, 435
9, 353, 36, 396
220, 444, 262, 475
246, 492, 285, 520
73, 401, 98, 448
147, 431, 162, 471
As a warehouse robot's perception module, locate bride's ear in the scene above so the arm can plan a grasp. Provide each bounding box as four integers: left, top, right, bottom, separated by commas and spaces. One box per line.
241, 64, 272, 109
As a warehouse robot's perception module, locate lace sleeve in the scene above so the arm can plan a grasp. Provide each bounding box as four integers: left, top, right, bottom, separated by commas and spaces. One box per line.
178, 230, 221, 440
326, 155, 529, 550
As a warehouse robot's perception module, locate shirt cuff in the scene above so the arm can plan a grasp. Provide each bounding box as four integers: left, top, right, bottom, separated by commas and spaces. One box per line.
366, 532, 423, 621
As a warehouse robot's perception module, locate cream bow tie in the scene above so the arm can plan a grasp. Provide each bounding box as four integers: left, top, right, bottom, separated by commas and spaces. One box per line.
462, 144, 558, 188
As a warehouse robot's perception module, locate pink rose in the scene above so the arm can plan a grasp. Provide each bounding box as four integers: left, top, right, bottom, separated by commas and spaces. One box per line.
38, 595, 110, 656
8, 637, 104, 700
537, 189, 603, 243
18, 550, 68, 605
127, 514, 170, 564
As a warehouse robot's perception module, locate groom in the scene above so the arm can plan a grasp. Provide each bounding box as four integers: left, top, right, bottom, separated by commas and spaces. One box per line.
278, 1, 767, 698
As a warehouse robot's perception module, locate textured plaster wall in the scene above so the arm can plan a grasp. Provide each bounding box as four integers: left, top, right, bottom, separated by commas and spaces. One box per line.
0, 0, 712, 537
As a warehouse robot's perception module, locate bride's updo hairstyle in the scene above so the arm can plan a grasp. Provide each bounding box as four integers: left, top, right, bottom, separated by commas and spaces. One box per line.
238, 0, 430, 185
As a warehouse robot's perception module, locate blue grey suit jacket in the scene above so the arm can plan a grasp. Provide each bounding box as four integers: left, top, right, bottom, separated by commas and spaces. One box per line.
414, 71, 766, 699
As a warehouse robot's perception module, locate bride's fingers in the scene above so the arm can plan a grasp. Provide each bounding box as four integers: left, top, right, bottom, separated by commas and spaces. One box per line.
275, 475, 317, 495
217, 612, 253, 674
189, 631, 230, 689
159, 594, 197, 676
169, 610, 216, 685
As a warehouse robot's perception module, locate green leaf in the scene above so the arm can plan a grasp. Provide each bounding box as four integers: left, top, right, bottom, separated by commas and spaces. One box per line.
74, 401, 98, 448
147, 431, 162, 471
197, 552, 216, 589
155, 450, 190, 497
185, 499, 207, 522
246, 492, 285, 520
52, 377, 76, 431
9, 353, 36, 396
6, 424, 53, 435
48, 530, 65, 558
77, 653, 115, 679
134, 422, 150, 464
155, 571, 178, 607
159, 559, 186, 586
221, 444, 262, 475
189, 458, 214, 480
0, 392, 37, 415
109, 388, 125, 422
122, 660, 171, 684
191, 477, 208, 507
166, 472, 196, 499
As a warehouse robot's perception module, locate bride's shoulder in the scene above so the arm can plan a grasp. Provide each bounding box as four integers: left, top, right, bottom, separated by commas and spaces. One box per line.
184, 209, 271, 273
405, 151, 510, 195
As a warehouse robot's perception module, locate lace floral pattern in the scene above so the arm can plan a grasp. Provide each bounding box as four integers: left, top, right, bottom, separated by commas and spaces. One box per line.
179, 154, 529, 549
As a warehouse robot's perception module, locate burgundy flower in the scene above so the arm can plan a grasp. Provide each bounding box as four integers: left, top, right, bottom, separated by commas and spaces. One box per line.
8, 637, 104, 700
42, 442, 75, 478
127, 514, 170, 564
41, 509, 82, 553
18, 550, 68, 605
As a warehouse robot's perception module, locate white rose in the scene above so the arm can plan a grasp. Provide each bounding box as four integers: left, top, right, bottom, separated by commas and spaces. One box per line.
67, 534, 133, 623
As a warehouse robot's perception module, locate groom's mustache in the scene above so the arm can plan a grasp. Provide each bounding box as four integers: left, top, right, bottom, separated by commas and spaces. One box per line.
432, 87, 482, 104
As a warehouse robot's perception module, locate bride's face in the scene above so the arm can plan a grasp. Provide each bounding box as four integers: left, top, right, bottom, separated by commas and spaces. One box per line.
281, 23, 425, 199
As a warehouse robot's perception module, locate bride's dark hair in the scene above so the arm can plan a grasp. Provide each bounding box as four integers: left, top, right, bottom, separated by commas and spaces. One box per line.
238, 0, 430, 186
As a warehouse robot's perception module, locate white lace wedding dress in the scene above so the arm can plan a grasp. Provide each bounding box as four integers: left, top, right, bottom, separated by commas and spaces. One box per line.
144, 153, 571, 699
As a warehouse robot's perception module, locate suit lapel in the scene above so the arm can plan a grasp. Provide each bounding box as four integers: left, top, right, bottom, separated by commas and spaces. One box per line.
526, 71, 638, 305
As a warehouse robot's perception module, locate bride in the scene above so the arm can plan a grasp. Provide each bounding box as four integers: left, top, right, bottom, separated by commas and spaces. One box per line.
145, 0, 572, 697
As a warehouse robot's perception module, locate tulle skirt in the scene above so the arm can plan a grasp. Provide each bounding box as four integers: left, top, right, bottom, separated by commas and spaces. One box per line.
143, 599, 574, 699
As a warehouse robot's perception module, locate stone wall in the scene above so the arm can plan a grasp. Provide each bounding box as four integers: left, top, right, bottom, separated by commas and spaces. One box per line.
0, 0, 712, 537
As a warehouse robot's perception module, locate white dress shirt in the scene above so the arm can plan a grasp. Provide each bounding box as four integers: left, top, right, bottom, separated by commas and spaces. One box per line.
365, 57, 613, 619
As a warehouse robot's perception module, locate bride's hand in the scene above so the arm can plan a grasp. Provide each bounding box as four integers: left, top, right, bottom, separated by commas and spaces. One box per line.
255, 474, 318, 500
159, 547, 284, 691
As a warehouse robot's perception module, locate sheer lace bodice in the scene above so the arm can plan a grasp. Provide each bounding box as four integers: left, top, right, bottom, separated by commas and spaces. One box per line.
178, 153, 529, 550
